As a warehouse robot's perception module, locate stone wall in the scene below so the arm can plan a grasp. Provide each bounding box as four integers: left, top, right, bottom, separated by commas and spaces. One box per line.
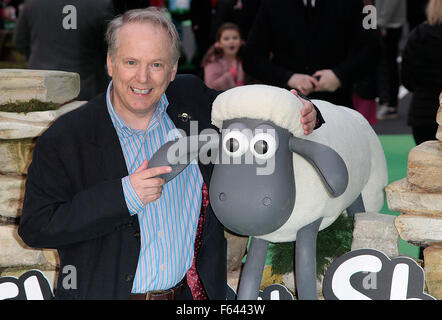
385, 92, 442, 299
0, 69, 85, 291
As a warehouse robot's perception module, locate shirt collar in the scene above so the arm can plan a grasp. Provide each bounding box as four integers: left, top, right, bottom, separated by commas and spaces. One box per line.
105, 80, 169, 137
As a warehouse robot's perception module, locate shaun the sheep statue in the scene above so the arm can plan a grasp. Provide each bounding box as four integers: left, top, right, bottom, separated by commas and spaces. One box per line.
148, 85, 388, 300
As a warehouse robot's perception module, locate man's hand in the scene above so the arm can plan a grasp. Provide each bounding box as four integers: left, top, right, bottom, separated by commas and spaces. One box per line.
129, 160, 172, 205
287, 73, 319, 96
312, 69, 341, 92
290, 89, 317, 135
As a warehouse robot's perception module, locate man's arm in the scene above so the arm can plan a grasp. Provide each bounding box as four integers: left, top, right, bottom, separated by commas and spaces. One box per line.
169, 74, 323, 137
18, 133, 133, 249
202, 77, 324, 134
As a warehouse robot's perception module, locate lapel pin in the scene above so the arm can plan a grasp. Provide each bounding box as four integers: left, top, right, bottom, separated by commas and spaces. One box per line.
178, 112, 191, 122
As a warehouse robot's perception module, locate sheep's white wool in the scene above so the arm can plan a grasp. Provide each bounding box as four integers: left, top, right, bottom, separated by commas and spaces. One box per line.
257, 99, 388, 242
210, 85, 388, 243
211, 85, 305, 136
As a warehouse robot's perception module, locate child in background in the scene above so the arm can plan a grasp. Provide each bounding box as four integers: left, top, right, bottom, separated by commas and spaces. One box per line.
202, 22, 245, 91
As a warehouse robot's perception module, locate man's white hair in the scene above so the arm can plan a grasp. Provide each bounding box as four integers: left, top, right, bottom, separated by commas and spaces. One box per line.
106, 7, 180, 63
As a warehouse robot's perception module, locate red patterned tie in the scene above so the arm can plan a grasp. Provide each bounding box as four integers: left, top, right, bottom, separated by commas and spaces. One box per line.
186, 182, 209, 300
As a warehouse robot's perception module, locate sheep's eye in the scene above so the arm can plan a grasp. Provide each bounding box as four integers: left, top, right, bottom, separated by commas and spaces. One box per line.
222, 130, 249, 158
227, 138, 239, 153
250, 132, 277, 160
254, 140, 268, 155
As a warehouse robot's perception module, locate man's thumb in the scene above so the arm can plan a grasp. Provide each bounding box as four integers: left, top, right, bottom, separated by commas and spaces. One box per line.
135, 159, 149, 173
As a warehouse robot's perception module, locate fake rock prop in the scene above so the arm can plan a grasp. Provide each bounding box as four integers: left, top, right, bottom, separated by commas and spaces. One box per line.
0, 69, 85, 294
351, 212, 399, 258
0, 69, 80, 105
386, 92, 442, 299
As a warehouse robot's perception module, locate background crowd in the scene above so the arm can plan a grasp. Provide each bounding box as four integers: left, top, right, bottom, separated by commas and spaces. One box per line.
0, 0, 441, 145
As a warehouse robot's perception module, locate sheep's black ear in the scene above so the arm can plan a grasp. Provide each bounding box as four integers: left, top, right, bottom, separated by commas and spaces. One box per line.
148, 134, 219, 182
289, 136, 348, 197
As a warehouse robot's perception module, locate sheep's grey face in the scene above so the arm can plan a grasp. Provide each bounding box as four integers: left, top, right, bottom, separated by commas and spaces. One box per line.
209, 118, 296, 236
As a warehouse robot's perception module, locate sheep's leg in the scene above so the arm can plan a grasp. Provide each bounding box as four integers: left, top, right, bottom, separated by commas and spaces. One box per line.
237, 237, 269, 300
346, 194, 365, 217
295, 217, 323, 300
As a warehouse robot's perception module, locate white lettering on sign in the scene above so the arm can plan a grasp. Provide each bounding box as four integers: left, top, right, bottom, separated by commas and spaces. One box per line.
323, 249, 436, 300
0, 270, 53, 300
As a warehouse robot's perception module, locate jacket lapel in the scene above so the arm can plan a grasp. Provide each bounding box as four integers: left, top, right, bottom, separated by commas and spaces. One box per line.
87, 94, 128, 180
166, 94, 214, 186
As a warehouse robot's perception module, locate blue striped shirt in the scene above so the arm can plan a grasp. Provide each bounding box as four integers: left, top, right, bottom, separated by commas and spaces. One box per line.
105, 82, 203, 293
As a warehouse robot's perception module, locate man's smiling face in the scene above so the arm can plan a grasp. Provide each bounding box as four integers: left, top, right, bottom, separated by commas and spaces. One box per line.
107, 22, 178, 126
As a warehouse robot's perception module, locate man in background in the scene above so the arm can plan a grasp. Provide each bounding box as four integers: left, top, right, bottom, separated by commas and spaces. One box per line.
13, 0, 113, 101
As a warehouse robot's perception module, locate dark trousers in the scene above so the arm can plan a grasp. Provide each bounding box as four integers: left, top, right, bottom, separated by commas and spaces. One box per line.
377, 27, 403, 108
178, 284, 195, 300
411, 123, 438, 145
